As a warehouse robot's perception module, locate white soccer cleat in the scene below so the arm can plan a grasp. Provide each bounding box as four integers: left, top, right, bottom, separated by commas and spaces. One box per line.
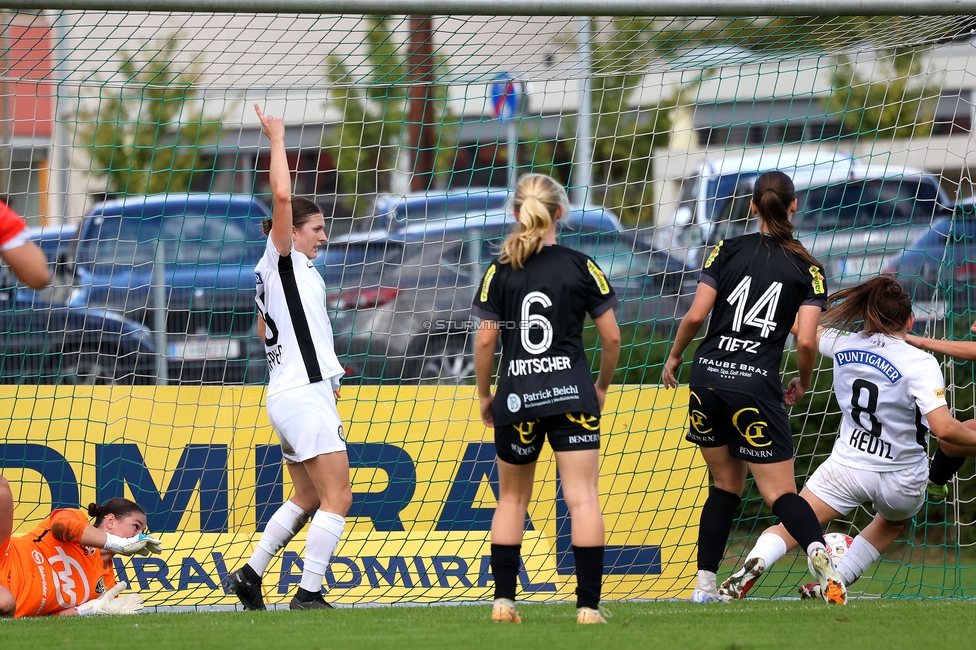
576, 607, 607, 624
718, 557, 766, 601
808, 548, 847, 605
690, 587, 724, 604
491, 598, 521, 623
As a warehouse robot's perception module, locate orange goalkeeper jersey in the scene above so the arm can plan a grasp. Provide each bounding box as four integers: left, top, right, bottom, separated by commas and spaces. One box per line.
0, 508, 116, 618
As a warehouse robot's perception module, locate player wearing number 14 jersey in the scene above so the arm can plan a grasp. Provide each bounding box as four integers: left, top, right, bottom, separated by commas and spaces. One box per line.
663, 171, 845, 605
720, 276, 976, 601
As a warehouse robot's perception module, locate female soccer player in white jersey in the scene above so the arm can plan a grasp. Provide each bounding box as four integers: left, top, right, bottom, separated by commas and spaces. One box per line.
719, 276, 976, 601
225, 105, 351, 611
472, 174, 620, 625
662, 171, 845, 605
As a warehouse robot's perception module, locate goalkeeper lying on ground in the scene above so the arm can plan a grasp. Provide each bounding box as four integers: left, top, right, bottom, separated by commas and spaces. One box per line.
0, 474, 162, 618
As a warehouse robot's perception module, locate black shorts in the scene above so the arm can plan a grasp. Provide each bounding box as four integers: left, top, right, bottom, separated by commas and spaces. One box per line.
685, 387, 794, 464
495, 413, 601, 465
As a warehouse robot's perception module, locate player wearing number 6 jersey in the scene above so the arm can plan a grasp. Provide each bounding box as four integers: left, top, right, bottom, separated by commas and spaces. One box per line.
662, 171, 846, 604
719, 276, 976, 601
225, 105, 351, 612
472, 174, 620, 625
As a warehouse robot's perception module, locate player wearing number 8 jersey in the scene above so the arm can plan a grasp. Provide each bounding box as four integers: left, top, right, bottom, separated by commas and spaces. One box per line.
662, 171, 846, 604
720, 276, 976, 601
472, 174, 620, 625
225, 105, 351, 612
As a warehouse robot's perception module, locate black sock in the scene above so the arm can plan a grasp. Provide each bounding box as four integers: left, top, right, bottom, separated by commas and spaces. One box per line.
930, 448, 966, 486
772, 493, 824, 552
697, 487, 741, 573
572, 545, 604, 610
295, 587, 322, 602
241, 563, 261, 584
491, 543, 521, 601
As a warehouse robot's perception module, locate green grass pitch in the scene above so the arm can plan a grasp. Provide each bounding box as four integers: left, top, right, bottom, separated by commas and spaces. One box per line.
1, 600, 973, 650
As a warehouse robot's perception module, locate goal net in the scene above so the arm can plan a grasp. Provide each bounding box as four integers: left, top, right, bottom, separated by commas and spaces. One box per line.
1, 7, 976, 607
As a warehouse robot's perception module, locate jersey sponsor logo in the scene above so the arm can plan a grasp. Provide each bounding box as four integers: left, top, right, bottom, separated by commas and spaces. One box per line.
703, 240, 723, 269
586, 259, 611, 295
507, 393, 522, 413
566, 413, 599, 431
733, 407, 770, 448
935, 388, 946, 399
834, 350, 902, 383
689, 391, 712, 434
507, 355, 572, 376
809, 265, 826, 295
254, 271, 264, 285
479, 264, 497, 303
49, 545, 91, 608
521, 385, 580, 409
514, 420, 538, 445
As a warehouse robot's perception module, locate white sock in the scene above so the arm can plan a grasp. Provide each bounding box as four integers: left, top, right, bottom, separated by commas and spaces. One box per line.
248, 500, 311, 577
746, 533, 788, 568
696, 570, 717, 592
805, 540, 827, 557
836, 536, 881, 586
299, 511, 346, 593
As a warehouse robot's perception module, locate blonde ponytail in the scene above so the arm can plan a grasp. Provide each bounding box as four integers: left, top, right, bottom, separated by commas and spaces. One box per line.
499, 174, 569, 269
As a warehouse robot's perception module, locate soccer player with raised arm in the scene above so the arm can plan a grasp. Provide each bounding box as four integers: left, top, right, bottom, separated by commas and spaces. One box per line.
662, 170, 845, 604
719, 276, 976, 601
225, 105, 351, 611
473, 174, 620, 625
0, 474, 161, 618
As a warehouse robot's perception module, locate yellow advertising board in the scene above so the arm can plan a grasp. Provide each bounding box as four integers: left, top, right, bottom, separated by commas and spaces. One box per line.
0, 385, 705, 606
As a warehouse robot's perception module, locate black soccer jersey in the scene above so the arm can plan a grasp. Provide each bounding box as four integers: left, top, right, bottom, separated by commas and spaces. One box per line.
689, 233, 827, 402
471, 245, 618, 427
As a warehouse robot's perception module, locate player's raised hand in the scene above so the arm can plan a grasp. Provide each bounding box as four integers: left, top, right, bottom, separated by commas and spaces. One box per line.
77, 582, 144, 616
254, 103, 285, 142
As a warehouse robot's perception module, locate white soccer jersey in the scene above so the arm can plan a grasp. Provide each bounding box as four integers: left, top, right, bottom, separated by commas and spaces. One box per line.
819, 328, 947, 471
254, 237, 345, 397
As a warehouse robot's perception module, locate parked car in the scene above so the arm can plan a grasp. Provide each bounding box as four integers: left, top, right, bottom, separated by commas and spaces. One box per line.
0, 226, 156, 384
369, 189, 513, 231
888, 198, 976, 314
654, 150, 952, 290
318, 208, 692, 383
68, 194, 270, 384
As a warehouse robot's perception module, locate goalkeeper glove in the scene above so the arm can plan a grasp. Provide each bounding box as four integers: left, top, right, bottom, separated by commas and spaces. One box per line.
103, 532, 163, 556
77, 582, 144, 616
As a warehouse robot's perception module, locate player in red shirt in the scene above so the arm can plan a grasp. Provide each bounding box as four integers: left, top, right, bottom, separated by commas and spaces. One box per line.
0, 200, 49, 289
0, 474, 162, 617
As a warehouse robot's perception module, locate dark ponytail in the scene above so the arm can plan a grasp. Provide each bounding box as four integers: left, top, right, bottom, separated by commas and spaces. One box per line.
821, 275, 913, 336
261, 196, 324, 236
753, 171, 820, 268
88, 498, 145, 528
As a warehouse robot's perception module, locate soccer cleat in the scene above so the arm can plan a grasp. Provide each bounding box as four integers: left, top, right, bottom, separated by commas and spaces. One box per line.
491, 598, 521, 623
808, 548, 847, 605
798, 583, 822, 600
927, 482, 949, 502
225, 567, 267, 611
577, 607, 607, 624
289, 594, 335, 610
690, 588, 724, 603
718, 557, 766, 600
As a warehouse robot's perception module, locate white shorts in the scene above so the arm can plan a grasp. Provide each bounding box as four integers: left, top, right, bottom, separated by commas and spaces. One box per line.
266, 381, 345, 464
805, 454, 927, 522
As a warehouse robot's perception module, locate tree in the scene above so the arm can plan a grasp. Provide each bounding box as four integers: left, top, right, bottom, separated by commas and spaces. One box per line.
323, 16, 456, 215
75, 35, 221, 196
827, 50, 939, 139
